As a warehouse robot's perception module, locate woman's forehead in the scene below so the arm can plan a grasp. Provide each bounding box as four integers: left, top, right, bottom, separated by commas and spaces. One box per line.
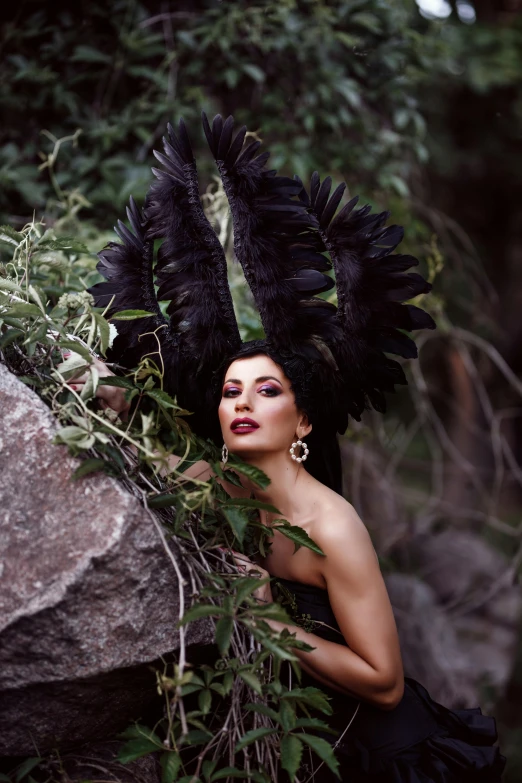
225, 354, 287, 383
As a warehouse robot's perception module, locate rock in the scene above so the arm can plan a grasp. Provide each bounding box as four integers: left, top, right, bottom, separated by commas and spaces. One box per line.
57, 740, 162, 782
412, 530, 519, 621
0, 364, 213, 756
385, 573, 478, 707
400, 530, 521, 707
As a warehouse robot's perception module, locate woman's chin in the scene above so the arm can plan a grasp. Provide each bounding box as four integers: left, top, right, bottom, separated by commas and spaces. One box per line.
227, 441, 274, 460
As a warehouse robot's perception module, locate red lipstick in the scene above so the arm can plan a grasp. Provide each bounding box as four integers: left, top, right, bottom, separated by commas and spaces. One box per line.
230, 417, 260, 434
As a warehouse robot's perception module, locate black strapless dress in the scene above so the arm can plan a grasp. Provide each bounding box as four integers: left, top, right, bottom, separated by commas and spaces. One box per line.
273, 577, 506, 782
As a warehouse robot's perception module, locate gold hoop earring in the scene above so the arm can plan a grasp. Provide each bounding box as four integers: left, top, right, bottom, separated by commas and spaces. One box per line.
289, 439, 309, 463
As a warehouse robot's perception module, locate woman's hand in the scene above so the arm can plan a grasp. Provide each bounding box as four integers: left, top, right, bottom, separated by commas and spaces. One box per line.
64, 353, 132, 420
226, 549, 273, 604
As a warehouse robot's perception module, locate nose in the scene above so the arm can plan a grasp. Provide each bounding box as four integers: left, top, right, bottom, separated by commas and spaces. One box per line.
234, 391, 252, 413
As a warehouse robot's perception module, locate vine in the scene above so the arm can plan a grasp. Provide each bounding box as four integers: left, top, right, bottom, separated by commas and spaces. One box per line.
0, 206, 341, 782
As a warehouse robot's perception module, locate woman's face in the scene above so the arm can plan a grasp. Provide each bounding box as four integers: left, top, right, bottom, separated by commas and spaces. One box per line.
218, 354, 311, 459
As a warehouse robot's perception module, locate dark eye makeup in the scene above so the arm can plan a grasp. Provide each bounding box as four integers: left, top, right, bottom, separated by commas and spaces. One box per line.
258, 385, 281, 396
222, 384, 281, 398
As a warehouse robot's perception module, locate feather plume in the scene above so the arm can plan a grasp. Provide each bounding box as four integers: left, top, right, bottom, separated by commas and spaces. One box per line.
202, 112, 338, 352
297, 173, 436, 419
146, 120, 240, 371
88, 197, 179, 380
90, 120, 242, 437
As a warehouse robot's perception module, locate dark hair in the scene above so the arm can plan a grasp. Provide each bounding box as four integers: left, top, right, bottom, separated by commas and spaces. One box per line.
216, 341, 343, 495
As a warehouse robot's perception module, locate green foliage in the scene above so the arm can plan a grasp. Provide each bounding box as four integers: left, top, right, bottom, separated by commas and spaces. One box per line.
0, 206, 340, 782
2, 2, 521, 778
1, 0, 447, 224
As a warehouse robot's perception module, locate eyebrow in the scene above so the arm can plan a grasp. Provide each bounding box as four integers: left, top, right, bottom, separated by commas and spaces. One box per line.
223, 375, 283, 387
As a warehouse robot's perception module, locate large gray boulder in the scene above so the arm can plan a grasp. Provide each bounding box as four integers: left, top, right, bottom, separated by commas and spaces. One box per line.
413, 530, 521, 698
0, 364, 212, 756
386, 573, 479, 707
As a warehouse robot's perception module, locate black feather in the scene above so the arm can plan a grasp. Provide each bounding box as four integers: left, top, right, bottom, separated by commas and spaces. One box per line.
145, 119, 241, 432
87, 197, 179, 381
203, 112, 336, 354
299, 172, 436, 422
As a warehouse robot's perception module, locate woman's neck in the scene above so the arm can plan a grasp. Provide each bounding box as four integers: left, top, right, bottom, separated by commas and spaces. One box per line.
239, 450, 315, 524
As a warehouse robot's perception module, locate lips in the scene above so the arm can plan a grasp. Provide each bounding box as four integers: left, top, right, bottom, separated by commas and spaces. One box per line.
230, 417, 260, 434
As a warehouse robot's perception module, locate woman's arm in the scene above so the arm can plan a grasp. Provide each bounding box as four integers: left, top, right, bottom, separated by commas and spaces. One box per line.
242, 504, 404, 710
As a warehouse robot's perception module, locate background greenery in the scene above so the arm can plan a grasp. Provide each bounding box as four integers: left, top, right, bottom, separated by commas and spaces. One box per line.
1, 0, 521, 780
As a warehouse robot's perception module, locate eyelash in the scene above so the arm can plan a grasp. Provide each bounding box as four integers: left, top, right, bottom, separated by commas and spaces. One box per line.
223, 386, 281, 398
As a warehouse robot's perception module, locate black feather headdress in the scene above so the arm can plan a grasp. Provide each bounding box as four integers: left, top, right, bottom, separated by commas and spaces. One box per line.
88, 119, 242, 436
88, 113, 435, 460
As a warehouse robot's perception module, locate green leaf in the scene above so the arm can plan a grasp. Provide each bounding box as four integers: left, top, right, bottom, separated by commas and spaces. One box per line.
98, 375, 136, 389
281, 687, 333, 715
93, 312, 111, 355
202, 759, 217, 781
223, 497, 280, 514
298, 734, 340, 778
279, 698, 295, 732
234, 726, 276, 753
160, 751, 181, 783
182, 682, 204, 696
211, 768, 251, 780
258, 635, 298, 661
145, 388, 179, 409
182, 728, 212, 745
109, 309, 157, 320
351, 11, 382, 34
215, 614, 234, 655
242, 63, 265, 82
198, 688, 212, 714
250, 603, 291, 623
53, 425, 95, 450
118, 723, 161, 741
71, 45, 112, 63
2, 316, 24, 328
17, 375, 43, 388
28, 284, 46, 313
147, 493, 179, 509
56, 340, 94, 361
178, 603, 226, 625
55, 352, 91, 379
280, 734, 303, 781
117, 737, 159, 763
222, 506, 249, 545
222, 669, 234, 695
0, 328, 24, 348
387, 174, 410, 198
293, 718, 337, 734
210, 460, 225, 480
335, 31, 359, 48
5, 303, 43, 318
245, 702, 279, 721
72, 458, 106, 479
0, 225, 24, 245
0, 277, 24, 293
237, 669, 263, 696
36, 237, 89, 253
228, 461, 270, 489
15, 758, 41, 782
272, 522, 325, 556
234, 576, 267, 606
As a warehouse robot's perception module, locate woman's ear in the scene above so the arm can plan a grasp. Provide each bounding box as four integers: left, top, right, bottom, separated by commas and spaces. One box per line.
297, 412, 312, 440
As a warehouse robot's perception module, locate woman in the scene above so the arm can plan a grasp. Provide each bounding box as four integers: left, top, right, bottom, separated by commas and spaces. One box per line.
70, 347, 506, 781
77, 114, 506, 780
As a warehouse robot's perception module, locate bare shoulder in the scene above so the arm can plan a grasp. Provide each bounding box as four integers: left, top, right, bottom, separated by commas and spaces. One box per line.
310, 487, 377, 563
